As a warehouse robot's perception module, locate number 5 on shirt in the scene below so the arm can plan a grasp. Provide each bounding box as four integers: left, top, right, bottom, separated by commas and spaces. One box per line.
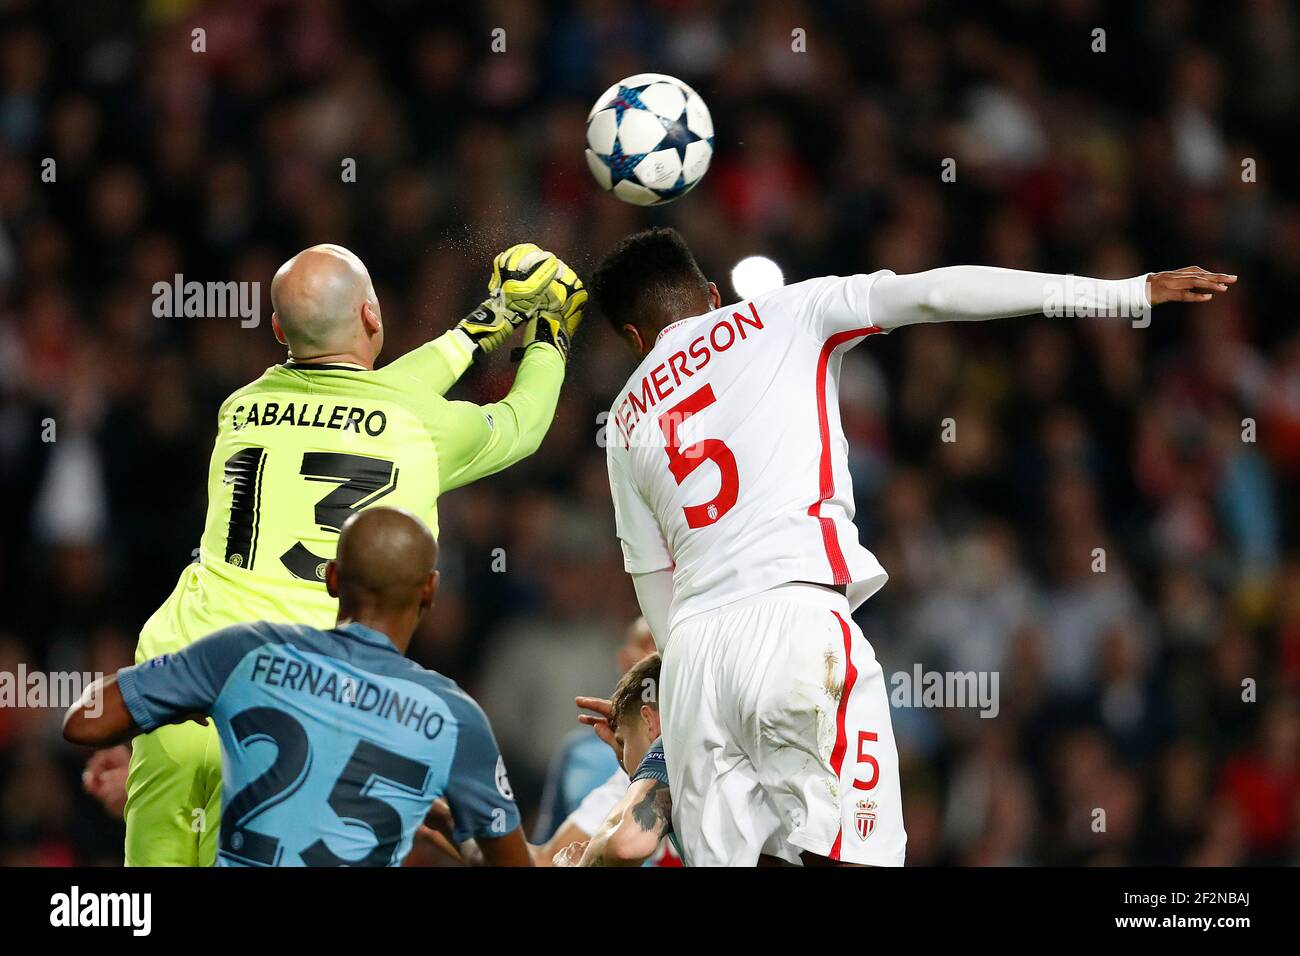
657, 384, 738, 528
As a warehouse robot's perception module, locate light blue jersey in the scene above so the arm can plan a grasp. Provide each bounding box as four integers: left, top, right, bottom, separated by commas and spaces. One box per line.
117, 620, 519, 867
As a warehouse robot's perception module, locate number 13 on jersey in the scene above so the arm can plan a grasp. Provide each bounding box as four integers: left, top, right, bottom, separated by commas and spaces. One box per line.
223, 447, 399, 581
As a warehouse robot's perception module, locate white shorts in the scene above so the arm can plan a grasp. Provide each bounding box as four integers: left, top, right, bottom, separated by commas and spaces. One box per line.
660, 583, 906, 866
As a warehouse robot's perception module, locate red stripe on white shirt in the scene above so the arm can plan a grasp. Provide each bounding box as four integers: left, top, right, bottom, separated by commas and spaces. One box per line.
808, 326, 881, 583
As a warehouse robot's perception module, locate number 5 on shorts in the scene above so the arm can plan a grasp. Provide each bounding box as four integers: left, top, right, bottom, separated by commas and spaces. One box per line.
854, 731, 880, 791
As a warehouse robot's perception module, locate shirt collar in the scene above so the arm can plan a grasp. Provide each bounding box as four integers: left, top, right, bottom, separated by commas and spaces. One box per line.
336, 621, 399, 651
656, 318, 689, 343
284, 359, 368, 371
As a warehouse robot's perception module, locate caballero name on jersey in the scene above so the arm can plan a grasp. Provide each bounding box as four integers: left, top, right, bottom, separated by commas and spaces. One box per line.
231, 401, 388, 436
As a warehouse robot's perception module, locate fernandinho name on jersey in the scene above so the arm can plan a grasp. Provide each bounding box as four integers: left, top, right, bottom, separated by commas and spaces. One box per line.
249, 650, 446, 740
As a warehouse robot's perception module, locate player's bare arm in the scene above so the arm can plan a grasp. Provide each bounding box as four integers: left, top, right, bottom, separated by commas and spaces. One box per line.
474, 829, 534, 867
557, 777, 672, 867
64, 675, 207, 749
409, 799, 466, 865
415, 797, 534, 867
63, 677, 139, 748
431, 829, 532, 867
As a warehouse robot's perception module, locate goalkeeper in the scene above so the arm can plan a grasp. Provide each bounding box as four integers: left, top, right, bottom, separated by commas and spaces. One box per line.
114, 241, 584, 866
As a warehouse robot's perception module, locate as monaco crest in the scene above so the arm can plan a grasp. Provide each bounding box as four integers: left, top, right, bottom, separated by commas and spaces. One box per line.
854, 799, 878, 841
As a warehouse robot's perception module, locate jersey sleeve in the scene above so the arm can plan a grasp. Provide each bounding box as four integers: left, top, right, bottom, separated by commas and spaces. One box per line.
630, 737, 669, 786
607, 440, 674, 574
443, 691, 522, 843
379, 330, 476, 397
116, 625, 256, 732
779, 272, 894, 340
425, 342, 565, 493
865, 266, 1151, 330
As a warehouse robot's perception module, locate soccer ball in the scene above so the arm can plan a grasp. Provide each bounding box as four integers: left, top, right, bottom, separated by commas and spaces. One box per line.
585, 73, 714, 206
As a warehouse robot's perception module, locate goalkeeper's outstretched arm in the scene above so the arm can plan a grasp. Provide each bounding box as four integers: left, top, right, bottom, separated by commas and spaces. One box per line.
385, 242, 567, 395
410, 247, 588, 492
432, 341, 567, 493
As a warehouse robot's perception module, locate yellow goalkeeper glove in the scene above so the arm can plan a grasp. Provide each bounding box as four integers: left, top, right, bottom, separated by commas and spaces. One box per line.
455, 243, 561, 358
515, 260, 586, 364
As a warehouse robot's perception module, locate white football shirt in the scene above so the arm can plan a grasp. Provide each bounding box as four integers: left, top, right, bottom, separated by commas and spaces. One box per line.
606, 273, 893, 632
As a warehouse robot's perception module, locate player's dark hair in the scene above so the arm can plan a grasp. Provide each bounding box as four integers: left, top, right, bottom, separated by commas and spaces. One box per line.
590, 227, 710, 334
608, 652, 661, 733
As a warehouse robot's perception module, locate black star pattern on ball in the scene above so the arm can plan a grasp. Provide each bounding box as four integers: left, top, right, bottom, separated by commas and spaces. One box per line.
657, 106, 705, 162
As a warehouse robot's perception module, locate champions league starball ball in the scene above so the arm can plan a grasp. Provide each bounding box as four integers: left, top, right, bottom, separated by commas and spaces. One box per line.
584, 73, 715, 206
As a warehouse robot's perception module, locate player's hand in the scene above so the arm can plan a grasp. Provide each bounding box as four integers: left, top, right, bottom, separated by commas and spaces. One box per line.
455, 243, 561, 358
82, 745, 131, 818
490, 242, 563, 316
552, 840, 588, 867
518, 259, 586, 363
1146, 267, 1237, 306
576, 695, 618, 756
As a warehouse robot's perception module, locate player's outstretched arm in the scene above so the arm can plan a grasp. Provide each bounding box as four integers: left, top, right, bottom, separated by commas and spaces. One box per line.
431, 262, 587, 492
865, 265, 1236, 330
430, 359, 562, 493
531, 764, 630, 864
556, 777, 671, 867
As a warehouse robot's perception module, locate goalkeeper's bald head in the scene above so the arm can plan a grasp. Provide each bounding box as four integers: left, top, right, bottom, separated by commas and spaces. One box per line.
270, 243, 385, 368
327, 507, 439, 654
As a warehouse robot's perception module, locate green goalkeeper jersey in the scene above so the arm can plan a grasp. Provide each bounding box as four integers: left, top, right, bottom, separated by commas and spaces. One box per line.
135, 332, 564, 661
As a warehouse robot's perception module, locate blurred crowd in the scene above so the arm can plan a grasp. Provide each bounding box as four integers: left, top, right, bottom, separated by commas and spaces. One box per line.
1, 0, 1298, 866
